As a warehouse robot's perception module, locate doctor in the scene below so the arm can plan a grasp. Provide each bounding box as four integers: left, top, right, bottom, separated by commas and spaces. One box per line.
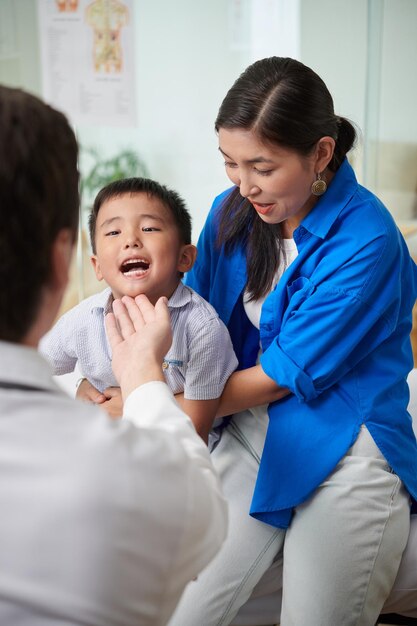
0, 85, 227, 626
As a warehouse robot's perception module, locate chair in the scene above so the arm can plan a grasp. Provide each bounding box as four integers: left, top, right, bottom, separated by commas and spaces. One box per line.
378, 615, 417, 625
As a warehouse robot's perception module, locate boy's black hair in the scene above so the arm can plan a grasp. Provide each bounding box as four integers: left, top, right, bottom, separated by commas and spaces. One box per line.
88, 177, 192, 254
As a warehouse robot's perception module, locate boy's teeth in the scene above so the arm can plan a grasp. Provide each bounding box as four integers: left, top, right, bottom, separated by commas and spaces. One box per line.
124, 267, 147, 275
121, 259, 150, 273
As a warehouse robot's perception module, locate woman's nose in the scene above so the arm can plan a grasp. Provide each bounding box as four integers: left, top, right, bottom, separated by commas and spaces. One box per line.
239, 177, 260, 199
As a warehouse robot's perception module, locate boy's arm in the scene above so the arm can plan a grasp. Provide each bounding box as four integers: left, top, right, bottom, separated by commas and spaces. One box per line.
39, 308, 78, 374
175, 396, 220, 445
180, 305, 238, 444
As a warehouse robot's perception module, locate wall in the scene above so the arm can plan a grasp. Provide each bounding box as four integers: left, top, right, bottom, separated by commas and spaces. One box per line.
0, 0, 250, 241
300, 0, 368, 179
1, 0, 416, 306
78, 0, 251, 238
0, 0, 41, 95
300, 0, 417, 222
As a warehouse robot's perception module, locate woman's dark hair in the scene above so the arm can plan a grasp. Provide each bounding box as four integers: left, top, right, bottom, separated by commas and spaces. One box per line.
215, 56, 357, 300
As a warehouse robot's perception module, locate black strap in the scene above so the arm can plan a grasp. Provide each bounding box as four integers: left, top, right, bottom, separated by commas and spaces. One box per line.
0, 381, 51, 392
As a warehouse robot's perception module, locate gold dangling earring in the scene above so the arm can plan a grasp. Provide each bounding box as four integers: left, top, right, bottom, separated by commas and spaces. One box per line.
311, 172, 327, 196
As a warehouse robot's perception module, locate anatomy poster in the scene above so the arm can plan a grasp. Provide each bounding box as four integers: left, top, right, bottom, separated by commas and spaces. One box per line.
37, 0, 137, 126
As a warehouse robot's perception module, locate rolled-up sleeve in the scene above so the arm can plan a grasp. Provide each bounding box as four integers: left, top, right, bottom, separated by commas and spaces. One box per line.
260, 232, 400, 402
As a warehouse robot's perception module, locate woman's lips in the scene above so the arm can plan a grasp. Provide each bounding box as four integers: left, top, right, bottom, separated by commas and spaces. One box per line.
251, 202, 275, 215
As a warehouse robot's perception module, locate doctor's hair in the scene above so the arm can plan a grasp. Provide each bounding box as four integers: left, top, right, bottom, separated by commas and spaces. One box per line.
0, 86, 79, 342
88, 177, 192, 254
214, 56, 357, 301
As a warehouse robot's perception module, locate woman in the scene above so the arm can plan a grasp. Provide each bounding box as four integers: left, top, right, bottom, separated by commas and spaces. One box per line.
168, 57, 417, 626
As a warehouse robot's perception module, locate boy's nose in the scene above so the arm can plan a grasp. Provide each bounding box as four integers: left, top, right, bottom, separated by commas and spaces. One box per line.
124, 234, 142, 248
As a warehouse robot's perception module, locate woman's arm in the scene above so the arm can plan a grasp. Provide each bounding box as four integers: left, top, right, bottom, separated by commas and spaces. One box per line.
216, 364, 289, 418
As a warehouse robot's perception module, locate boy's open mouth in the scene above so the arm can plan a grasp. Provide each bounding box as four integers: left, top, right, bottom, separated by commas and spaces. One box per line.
120, 258, 150, 276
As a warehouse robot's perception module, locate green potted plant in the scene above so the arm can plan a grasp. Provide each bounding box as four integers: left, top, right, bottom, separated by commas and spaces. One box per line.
80, 146, 149, 209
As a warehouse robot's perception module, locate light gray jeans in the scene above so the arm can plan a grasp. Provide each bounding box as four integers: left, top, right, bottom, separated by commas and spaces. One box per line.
232, 514, 417, 625
168, 412, 410, 626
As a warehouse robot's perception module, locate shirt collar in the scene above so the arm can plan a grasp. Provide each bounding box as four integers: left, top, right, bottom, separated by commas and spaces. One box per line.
0, 340, 58, 392
90, 283, 190, 313
90, 288, 114, 315
168, 281, 192, 309
299, 158, 359, 240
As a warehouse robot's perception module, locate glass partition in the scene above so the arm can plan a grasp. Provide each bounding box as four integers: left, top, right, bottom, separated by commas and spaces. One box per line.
363, 0, 417, 246
362, 0, 417, 359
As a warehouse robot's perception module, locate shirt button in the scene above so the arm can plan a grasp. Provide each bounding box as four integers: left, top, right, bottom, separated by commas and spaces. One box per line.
162, 361, 169, 370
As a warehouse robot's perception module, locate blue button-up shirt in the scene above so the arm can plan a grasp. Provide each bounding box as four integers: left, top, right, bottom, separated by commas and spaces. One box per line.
186, 159, 417, 528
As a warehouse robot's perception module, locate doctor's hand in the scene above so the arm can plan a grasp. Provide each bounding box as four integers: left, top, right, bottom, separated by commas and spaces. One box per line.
105, 294, 172, 401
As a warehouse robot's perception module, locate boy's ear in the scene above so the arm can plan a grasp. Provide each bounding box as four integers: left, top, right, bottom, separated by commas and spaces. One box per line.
177, 244, 197, 274
91, 255, 104, 282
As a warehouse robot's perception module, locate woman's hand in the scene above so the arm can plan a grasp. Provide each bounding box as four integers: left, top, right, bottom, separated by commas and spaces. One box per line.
217, 364, 289, 418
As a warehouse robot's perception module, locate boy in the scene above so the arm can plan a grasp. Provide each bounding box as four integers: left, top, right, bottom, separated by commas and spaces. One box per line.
41, 177, 238, 443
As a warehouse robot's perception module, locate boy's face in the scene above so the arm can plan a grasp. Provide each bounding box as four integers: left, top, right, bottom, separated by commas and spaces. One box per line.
91, 192, 196, 303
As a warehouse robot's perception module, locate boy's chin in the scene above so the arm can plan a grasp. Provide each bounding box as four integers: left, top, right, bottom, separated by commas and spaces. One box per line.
110, 285, 147, 301
115, 291, 146, 301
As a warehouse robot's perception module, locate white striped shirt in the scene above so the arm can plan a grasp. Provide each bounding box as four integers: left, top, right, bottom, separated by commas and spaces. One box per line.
40, 282, 238, 401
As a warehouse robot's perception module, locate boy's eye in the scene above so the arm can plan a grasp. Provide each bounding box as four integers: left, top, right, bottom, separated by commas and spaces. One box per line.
142, 227, 161, 232
105, 230, 120, 236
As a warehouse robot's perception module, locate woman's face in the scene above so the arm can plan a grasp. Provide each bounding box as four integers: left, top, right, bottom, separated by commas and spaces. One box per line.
218, 127, 321, 236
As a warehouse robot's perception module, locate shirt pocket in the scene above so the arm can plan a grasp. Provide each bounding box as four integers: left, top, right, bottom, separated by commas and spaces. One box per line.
162, 357, 187, 395
283, 276, 316, 324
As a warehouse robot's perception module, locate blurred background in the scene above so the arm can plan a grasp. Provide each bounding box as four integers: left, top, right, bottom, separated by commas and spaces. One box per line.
1, 0, 416, 323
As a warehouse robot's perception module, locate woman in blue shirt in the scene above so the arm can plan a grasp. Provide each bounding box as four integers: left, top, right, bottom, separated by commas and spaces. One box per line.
169, 57, 417, 626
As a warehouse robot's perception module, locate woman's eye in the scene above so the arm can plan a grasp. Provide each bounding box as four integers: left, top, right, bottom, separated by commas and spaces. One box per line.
224, 161, 238, 169
254, 168, 272, 176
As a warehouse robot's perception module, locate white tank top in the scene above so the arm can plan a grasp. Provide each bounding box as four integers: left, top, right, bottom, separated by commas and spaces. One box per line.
243, 238, 298, 330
